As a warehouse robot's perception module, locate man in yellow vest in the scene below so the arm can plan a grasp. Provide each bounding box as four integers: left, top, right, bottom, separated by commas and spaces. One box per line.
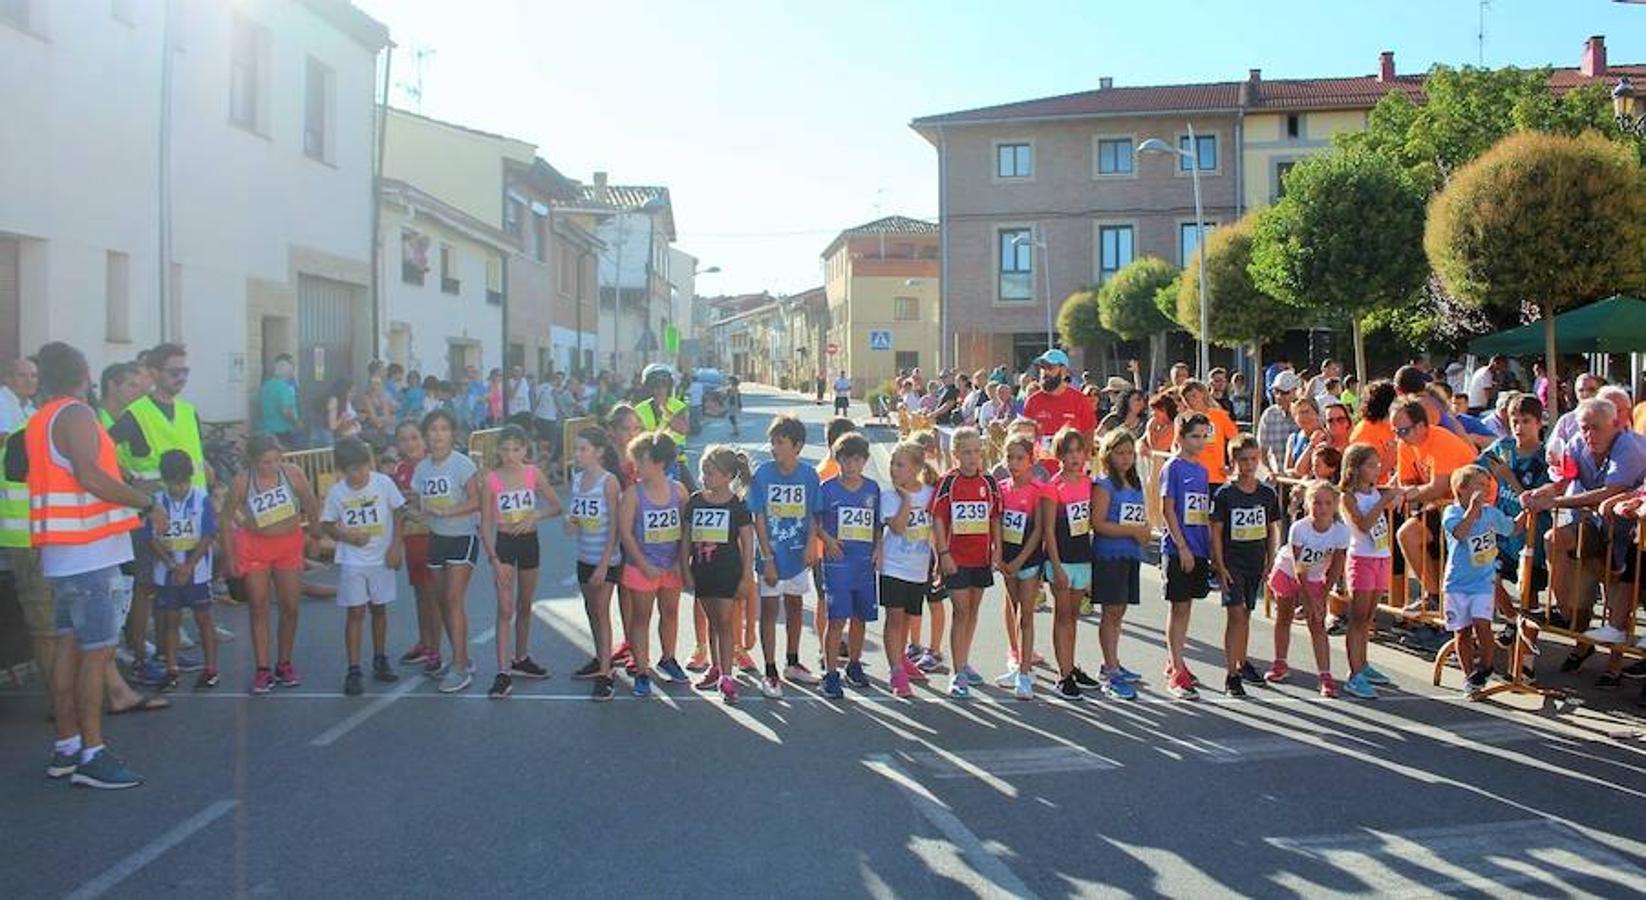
29, 342, 157, 789
635, 363, 694, 491
108, 344, 207, 684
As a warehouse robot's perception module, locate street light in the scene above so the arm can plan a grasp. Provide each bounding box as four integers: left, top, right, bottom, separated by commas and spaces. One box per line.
1138, 129, 1210, 380
1613, 78, 1646, 137
1010, 233, 1055, 350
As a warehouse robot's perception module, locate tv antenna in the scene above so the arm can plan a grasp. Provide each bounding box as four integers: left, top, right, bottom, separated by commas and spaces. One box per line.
1477, 0, 1490, 66
396, 45, 436, 111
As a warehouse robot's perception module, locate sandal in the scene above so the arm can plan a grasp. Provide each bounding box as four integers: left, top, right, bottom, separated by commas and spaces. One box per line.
109, 695, 171, 715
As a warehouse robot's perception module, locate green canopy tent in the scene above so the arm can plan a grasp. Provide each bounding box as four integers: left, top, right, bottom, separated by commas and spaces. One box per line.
1467, 295, 1646, 356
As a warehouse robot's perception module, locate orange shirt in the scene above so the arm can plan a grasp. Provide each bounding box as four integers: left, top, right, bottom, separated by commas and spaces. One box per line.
1395, 425, 1476, 494
809, 457, 841, 559
1349, 418, 1398, 484
1195, 406, 1237, 484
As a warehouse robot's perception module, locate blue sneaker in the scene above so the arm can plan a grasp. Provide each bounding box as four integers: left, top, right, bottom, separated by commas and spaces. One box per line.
1115, 665, 1143, 684
960, 664, 984, 687
1361, 664, 1391, 686
948, 674, 970, 699
844, 661, 870, 688
46, 750, 77, 780
70, 750, 143, 790
632, 674, 652, 698
655, 658, 688, 685
174, 649, 205, 673
131, 658, 168, 687
1102, 672, 1138, 700
821, 671, 844, 699
1342, 670, 1378, 700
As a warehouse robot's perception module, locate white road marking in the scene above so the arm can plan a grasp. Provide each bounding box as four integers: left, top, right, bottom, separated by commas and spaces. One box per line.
309, 626, 495, 746
66, 799, 237, 900
905, 746, 1123, 778
864, 754, 1042, 900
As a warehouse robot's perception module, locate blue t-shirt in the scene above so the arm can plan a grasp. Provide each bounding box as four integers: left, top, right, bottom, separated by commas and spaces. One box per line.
747, 460, 822, 580
1093, 475, 1146, 562
1441, 503, 1514, 594
1159, 456, 1211, 558
1480, 437, 1549, 566
819, 475, 880, 581
259, 377, 297, 436
1457, 414, 1494, 439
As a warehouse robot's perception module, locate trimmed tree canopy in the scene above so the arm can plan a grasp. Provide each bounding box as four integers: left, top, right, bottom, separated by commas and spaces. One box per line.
1057, 289, 1107, 348
1176, 212, 1296, 347
1097, 257, 1178, 340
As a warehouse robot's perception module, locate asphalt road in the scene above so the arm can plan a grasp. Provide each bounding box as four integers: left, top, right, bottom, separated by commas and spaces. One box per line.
4, 384, 1646, 899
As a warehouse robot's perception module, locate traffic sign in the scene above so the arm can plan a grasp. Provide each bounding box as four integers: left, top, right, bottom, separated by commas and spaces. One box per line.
826, 341, 839, 355
868, 330, 893, 351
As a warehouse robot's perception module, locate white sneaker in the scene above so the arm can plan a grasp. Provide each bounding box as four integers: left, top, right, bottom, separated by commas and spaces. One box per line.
759, 675, 783, 699
1013, 672, 1034, 701
783, 662, 821, 685
993, 669, 1017, 688
1584, 625, 1628, 645
214, 624, 236, 644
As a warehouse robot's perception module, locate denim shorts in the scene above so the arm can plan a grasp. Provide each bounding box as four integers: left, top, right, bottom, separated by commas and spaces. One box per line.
51, 565, 125, 650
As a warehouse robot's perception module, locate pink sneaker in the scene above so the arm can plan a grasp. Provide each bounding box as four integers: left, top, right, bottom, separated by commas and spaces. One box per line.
274, 661, 302, 687
890, 668, 913, 698
902, 658, 929, 683
251, 669, 274, 694
1318, 672, 1338, 699
719, 675, 739, 704
1264, 660, 1291, 684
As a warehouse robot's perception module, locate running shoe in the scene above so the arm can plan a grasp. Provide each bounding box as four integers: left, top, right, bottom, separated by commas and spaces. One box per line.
46, 750, 77, 780
157, 670, 180, 693
399, 643, 428, 665
439, 665, 472, 694
1464, 673, 1488, 701
1069, 666, 1100, 689
784, 662, 821, 685
844, 661, 870, 688
1495, 625, 1516, 649
1102, 671, 1137, 701
1114, 665, 1143, 684
273, 661, 302, 688
904, 643, 923, 662
131, 657, 168, 687
488, 673, 513, 698
1560, 645, 1596, 672
610, 642, 634, 667
695, 666, 721, 691
822, 671, 845, 700
1317, 673, 1339, 699
1238, 661, 1265, 685
423, 654, 444, 678
759, 675, 783, 699
720, 675, 739, 704
960, 664, 984, 687
631, 673, 652, 698
175, 649, 205, 673
734, 648, 757, 672
510, 656, 550, 679
1225, 673, 1247, 698
925, 650, 947, 670
1013, 671, 1034, 701
913, 651, 940, 673
1361, 664, 1391, 686
69, 750, 142, 790
344, 668, 364, 696
947, 674, 970, 699
902, 658, 929, 683
195, 668, 219, 689
1584, 625, 1628, 645
591, 676, 614, 702
1264, 660, 1291, 684
890, 668, 913, 698
1622, 660, 1646, 680
1341, 671, 1377, 700
1168, 670, 1199, 700
1029, 651, 1046, 666
656, 657, 689, 685
1055, 674, 1083, 701
373, 656, 399, 683
993, 668, 1018, 688
572, 658, 601, 680
251, 668, 274, 694
1596, 671, 1623, 690
686, 645, 710, 672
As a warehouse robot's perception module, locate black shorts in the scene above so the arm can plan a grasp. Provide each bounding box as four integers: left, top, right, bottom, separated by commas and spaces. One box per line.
1163, 554, 1212, 602
1093, 558, 1141, 605
577, 560, 620, 585
943, 565, 994, 592
879, 575, 926, 614
690, 565, 742, 599
1221, 566, 1264, 610
494, 532, 540, 570
428, 534, 479, 569
833, 397, 849, 414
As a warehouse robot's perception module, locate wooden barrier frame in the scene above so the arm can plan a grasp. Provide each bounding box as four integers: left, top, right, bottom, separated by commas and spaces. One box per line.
560, 416, 597, 481
284, 447, 339, 504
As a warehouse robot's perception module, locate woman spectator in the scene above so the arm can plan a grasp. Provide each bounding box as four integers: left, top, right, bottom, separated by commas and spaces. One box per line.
1229, 372, 1253, 423
1349, 379, 1399, 480
1144, 388, 1180, 454
486, 369, 505, 427
1100, 388, 1147, 437
314, 377, 360, 446
1284, 396, 1322, 478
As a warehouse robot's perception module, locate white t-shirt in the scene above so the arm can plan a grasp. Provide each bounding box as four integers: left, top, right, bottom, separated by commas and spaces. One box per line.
879, 484, 935, 583
532, 383, 559, 421
688, 381, 706, 408
0, 386, 30, 435
1274, 518, 1351, 582
508, 378, 533, 416
1347, 488, 1392, 558
1467, 366, 1494, 409
833, 377, 851, 400
322, 472, 405, 567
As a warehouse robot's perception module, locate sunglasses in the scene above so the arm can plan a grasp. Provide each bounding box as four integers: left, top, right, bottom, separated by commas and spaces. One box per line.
1393, 424, 1416, 438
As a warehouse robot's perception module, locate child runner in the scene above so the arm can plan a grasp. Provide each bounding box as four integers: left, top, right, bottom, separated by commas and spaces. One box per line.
930, 427, 1001, 699
905, 428, 948, 672
617, 433, 687, 697
1045, 426, 1098, 701
1338, 442, 1400, 699
222, 434, 321, 693
1266, 480, 1351, 697
879, 441, 938, 698
817, 432, 880, 698
684, 446, 755, 703
1160, 411, 1213, 700
480, 424, 563, 698
568, 427, 623, 701
748, 415, 824, 697
808, 416, 857, 671
1209, 435, 1281, 698
604, 404, 642, 674
993, 433, 1048, 700
150, 451, 219, 691
412, 410, 481, 694
1091, 429, 1147, 700
1442, 464, 1521, 699
390, 422, 440, 671
320, 437, 404, 696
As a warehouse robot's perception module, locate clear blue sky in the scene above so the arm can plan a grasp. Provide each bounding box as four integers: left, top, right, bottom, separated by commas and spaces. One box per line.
354, 0, 1645, 296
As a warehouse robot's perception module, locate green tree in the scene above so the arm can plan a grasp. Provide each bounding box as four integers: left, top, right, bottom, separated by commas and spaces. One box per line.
1176, 212, 1296, 385
1426, 131, 1646, 417
1249, 147, 1429, 381
1097, 256, 1178, 386
1057, 288, 1116, 372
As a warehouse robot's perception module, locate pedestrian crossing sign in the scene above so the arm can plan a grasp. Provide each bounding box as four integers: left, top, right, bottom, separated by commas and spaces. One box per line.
869, 330, 893, 351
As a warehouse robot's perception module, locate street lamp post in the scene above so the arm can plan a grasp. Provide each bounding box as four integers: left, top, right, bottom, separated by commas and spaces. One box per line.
1011, 233, 1055, 349
1139, 128, 1210, 379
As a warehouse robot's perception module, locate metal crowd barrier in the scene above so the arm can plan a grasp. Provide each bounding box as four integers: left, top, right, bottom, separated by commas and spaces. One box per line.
284, 447, 339, 501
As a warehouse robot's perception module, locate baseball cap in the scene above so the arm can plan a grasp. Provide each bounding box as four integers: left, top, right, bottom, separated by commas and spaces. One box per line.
1271, 370, 1302, 393
1103, 376, 1131, 393
1035, 349, 1071, 369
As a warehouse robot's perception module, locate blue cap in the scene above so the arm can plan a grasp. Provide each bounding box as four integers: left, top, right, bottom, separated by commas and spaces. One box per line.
1035, 348, 1071, 368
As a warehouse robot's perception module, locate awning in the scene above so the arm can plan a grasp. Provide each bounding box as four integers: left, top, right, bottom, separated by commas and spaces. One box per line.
1467, 295, 1646, 356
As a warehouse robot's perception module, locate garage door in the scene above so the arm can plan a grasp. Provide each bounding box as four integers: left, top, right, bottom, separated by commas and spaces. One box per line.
297, 273, 363, 414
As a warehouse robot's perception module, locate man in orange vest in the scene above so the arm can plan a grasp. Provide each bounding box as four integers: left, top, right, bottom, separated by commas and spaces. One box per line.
28, 342, 157, 790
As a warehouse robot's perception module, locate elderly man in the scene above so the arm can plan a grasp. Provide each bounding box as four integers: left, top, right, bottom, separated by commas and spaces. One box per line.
1391, 397, 1478, 633
1525, 397, 1646, 687
1256, 370, 1302, 476
1549, 373, 1605, 452
0, 357, 38, 437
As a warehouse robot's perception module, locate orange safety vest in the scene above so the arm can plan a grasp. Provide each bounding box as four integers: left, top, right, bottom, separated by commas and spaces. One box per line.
25, 397, 140, 546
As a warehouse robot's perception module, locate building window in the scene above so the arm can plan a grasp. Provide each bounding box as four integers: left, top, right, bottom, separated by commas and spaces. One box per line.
1098, 225, 1134, 282
400, 229, 429, 285
504, 198, 523, 239
996, 143, 1032, 179
1096, 138, 1133, 175
440, 244, 459, 295
1286, 114, 1301, 139
894, 296, 919, 322
105, 251, 130, 342
1179, 222, 1216, 265
1177, 134, 1217, 172
895, 351, 920, 372
998, 229, 1033, 302
1275, 161, 1297, 200
486, 256, 503, 305
304, 57, 334, 163
229, 15, 266, 132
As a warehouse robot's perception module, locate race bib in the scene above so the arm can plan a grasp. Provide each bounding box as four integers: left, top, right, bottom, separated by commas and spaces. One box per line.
249, 483, 297, 529
159, 515, 199, 552
838, 506, 874, 542
570, 496, 605, 533
1467, 532, 1495, 569
1118, 502, 1146, 526
1066, 499, 1090, 537
1230, 506, 1266, 542
951, 500, 990, 535
497, 487, 535, 525
904, 508, 932, 544
1183, 492, 1210, 526
643, 507, 681, 545
1370, 515, 1390, 552
767, 483, 806, 519
421, 475, 456, 513
1001, 508, 1027, 546
1296, 545, 1326, 568
342, 495, 385, 537
692, 506, 730, 544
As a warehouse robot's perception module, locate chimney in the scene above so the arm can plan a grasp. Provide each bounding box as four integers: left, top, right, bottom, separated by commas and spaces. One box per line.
1582, 35, 1608, 78
1098, 76, 1113, 90
1377, 51, 1395, 83
593, 170, 609, 203
1248, 68, 1262, 84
